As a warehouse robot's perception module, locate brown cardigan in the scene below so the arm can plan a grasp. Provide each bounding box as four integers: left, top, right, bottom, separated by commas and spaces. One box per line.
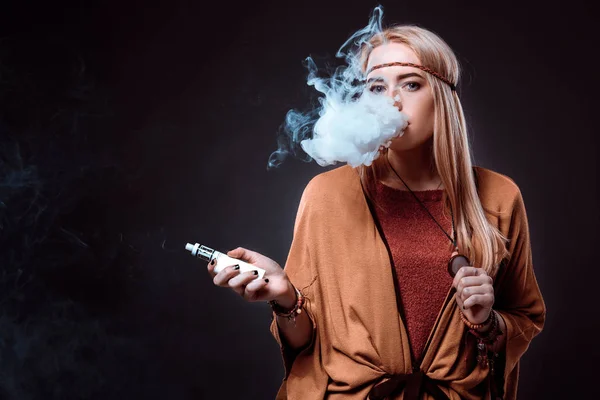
270, 165, 546, 399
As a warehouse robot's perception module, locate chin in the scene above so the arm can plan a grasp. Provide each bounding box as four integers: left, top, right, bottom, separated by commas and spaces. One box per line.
389, 133, 433, 153
389, 142, 417, 153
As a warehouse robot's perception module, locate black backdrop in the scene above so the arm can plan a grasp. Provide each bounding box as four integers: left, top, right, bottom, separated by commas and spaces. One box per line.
0, 0, 597, 399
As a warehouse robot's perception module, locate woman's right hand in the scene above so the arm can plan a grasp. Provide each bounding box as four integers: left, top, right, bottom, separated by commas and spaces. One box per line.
207, 247, 297, 308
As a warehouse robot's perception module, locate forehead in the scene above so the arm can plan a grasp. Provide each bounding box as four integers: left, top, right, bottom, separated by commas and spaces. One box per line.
366, 42, 421, 78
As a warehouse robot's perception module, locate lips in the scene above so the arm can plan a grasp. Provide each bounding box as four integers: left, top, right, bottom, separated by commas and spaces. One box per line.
392, 128, 405, 139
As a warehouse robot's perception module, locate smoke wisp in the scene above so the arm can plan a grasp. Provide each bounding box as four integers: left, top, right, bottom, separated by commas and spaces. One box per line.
268, 5, 407, 169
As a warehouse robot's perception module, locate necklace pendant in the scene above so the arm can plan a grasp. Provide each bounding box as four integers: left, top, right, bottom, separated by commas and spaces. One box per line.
448, 253, 471, 277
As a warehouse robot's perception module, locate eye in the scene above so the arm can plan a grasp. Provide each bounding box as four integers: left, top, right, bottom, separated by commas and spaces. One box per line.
369, 84, 387, 94
403, 81, 421, 92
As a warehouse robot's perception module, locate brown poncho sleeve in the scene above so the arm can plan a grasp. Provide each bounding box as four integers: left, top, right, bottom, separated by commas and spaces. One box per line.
486, 178, 546, 399
269, 177, 328, 399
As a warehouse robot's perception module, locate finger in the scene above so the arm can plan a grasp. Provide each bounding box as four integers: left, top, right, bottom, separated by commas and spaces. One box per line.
463, 293, 494, 309
207, 258, 219, 276
452, 267, 486, 289
228, 270, 260, 292
460, 284, 493, 303
454, 293, 464, 311
243, 277, 269, 301
227, 247, 261, 264
457, 275, 493, 294
213, 265, 241, 286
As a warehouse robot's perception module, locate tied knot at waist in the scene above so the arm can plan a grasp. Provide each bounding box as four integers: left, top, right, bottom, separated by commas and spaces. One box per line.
368, 369, 450, 400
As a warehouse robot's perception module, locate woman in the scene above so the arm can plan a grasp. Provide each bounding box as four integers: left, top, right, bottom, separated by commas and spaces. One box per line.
208, 25, 545, 399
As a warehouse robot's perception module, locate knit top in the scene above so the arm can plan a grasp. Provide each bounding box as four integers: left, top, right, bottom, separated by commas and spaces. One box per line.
371, 181, 455, 362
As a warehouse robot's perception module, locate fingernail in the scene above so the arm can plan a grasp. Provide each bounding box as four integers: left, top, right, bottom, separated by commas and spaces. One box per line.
233, 265, 240, 270
210, 259, 216, 266
253, 270, 258, 275
264, 278, 269, 283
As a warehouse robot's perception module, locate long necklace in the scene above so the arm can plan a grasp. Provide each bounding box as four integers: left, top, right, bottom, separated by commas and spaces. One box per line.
385, 155, 471, 277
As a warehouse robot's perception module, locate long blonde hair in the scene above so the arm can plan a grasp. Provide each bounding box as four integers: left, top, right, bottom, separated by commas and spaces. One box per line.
358, 25, 508, 276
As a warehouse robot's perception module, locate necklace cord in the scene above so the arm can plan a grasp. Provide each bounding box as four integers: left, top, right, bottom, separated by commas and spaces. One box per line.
385, 155, 457, 248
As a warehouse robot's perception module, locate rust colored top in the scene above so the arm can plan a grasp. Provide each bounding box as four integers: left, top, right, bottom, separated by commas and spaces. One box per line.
371, 183, 454, 363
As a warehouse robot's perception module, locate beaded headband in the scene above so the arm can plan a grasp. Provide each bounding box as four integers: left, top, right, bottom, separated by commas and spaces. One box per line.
366, 62, 456, 91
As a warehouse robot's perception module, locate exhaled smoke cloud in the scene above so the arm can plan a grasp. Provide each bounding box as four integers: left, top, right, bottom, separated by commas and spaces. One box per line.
268, 5, 408, 169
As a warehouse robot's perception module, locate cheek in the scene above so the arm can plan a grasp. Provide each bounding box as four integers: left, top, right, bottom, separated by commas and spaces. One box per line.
409, 95, 435, 129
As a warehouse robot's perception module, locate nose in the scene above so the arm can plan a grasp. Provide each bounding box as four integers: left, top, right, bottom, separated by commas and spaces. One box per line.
389, 88, 402, 110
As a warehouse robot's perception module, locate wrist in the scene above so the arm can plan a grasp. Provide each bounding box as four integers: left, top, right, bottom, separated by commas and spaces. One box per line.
269, 283, 305, 325
273, 280, 297, 310
466, 310, 503, 345
475, 311, 495, 333
460, 308, 493, 330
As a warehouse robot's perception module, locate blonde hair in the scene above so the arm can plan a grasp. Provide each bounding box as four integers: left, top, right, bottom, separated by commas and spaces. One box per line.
358, 25, 508, 276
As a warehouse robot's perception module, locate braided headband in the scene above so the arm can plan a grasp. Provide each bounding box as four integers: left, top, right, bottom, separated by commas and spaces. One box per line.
366, 62, 456, 91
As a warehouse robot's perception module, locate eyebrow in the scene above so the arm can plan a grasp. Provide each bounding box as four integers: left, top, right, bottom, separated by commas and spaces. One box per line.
366, 72, 425, 84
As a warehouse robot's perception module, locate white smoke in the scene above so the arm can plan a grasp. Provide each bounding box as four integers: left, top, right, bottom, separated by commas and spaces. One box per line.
268, 5, 408, 169
302, 91, 407, 167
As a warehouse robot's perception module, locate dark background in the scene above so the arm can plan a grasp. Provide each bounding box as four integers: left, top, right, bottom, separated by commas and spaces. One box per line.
0, 0, 596, 398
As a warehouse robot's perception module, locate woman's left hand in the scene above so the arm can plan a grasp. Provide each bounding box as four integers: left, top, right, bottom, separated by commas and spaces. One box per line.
452, 266, 495, 325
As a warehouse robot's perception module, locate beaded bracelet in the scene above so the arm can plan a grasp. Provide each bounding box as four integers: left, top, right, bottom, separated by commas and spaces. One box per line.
268, 287, 304, 326
461, 310, 503, 369
470, 311, 502, 345
459, 309, 493, 330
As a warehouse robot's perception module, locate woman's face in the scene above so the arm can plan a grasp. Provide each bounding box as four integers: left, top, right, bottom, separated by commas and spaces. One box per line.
365, 42, 435, 153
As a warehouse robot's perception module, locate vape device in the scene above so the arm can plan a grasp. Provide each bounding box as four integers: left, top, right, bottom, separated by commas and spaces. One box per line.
185, 243, 266, 279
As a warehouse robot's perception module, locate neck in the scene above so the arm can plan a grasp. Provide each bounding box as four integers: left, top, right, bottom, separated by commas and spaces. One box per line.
382, 140, 441, 191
